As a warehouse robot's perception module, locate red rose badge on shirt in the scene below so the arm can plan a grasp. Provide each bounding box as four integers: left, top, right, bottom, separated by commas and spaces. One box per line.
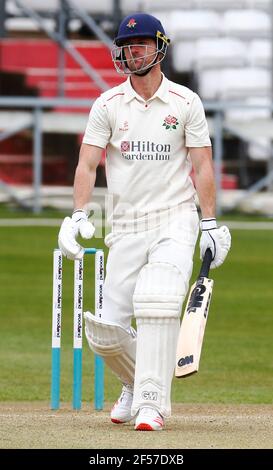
163, 115, 179, 130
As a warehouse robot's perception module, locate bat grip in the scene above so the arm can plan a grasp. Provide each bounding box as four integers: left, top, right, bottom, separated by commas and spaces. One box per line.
199, 248, 213, 278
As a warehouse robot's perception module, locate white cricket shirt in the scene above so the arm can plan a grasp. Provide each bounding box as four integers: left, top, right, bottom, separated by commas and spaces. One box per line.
83, 74, 211, 231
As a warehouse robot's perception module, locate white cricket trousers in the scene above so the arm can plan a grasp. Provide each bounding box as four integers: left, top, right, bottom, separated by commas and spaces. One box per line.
102, 207, 199, 330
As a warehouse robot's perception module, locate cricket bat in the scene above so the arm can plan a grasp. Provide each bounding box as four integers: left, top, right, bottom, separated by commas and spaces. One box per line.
175, 248, 213, 378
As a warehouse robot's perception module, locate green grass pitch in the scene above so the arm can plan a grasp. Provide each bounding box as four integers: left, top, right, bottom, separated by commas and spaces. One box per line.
0, 223, 272, 404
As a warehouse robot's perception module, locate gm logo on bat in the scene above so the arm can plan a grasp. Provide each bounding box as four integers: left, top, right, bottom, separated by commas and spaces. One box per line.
177, 355, 194, 367
187, 284, 206, 313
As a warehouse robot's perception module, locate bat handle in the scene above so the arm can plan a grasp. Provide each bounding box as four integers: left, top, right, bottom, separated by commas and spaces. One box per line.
199, 248, 213, 278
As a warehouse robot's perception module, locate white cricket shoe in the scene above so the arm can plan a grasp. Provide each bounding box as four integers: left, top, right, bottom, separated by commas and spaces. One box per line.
111, 384, 134, 424
134, 407, 164, 431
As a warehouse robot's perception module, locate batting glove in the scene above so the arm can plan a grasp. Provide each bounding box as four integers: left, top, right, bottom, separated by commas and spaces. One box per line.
58, 209, 95, 260
199, 218, 231, 269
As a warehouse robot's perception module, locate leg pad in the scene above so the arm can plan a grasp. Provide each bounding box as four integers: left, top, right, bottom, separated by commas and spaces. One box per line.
84, 311, 136, 385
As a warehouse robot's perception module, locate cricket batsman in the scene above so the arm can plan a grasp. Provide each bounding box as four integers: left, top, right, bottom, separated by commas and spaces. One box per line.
58, 12, 231, 431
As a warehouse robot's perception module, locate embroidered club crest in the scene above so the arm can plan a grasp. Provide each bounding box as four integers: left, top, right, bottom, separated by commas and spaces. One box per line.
119, 121, 129, 131
127, 18, 137, 28
163, 115, 179, 130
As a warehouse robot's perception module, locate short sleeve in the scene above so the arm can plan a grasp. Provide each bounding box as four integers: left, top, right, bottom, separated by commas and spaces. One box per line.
185, 93, 211, 148
82, 96, 111, 148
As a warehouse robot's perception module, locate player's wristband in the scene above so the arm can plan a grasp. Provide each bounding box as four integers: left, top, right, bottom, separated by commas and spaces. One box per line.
200, 218, 217, 231
72, 209, 88, 215
72, 209, 88, 222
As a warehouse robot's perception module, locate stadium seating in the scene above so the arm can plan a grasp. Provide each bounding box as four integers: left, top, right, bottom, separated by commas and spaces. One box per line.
1, 1, 272, 186
248, 39, 271, 68
221, 9, 271, 38
195, 38, 247, 69
248, 139, 272, 161
247, 0, 272, 10
198, 69, 222, 100
143, 0, 196, 10
195, 0, 246, 9
225, 97, 272, 122
195, 0, 271, 10
0, 39, 124, 101
220, 68, 271, 100
199, 67, 271, 99
171, 41, 196, 73
170, 10, 221, 39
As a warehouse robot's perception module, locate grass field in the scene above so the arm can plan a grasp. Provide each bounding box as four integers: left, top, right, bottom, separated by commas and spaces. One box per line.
0, 216, 272, 406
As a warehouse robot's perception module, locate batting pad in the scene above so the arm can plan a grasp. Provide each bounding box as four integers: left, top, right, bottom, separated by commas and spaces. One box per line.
84, 311, 136, 385
132, 262, 184, 417
133, 262, 186, 318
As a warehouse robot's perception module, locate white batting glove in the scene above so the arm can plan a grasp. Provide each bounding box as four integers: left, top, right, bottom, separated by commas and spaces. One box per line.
199, 218, 231, 269
58, 209, 95, 260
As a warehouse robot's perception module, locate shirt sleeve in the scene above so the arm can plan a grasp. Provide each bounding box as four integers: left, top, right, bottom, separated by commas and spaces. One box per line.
82, 96, 111, 148
185, 93, 211, 148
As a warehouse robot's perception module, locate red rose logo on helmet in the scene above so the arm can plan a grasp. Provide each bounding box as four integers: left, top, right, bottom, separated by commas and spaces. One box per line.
163, 115, 179, 130
127, 18, 137, 28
